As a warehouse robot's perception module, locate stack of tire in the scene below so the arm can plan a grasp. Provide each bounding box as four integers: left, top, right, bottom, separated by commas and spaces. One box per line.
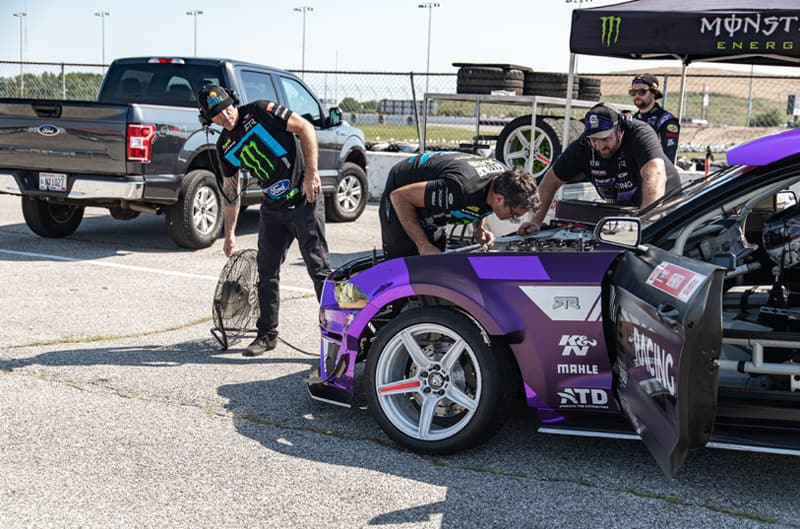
455, 64, 527, 95
523, 72, 578, 99
578, 77, 602, 101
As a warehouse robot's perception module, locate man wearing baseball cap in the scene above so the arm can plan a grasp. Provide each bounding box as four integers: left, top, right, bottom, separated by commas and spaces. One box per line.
518, 102, 680, 235
197, 83, 331, 357
630, 73, 680, 163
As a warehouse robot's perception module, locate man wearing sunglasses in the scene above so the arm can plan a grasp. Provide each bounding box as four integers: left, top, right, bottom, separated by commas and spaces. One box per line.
518, 103, 680, 235
380, 152, 539, 259
630, 73, 680, 163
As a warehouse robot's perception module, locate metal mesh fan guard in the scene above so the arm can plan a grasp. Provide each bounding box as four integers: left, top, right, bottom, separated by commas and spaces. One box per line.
211, 249, 259, 350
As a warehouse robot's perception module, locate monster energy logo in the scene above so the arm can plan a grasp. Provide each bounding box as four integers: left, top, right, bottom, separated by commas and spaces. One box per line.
239, 140, 275, 181
600, 16, 622, 47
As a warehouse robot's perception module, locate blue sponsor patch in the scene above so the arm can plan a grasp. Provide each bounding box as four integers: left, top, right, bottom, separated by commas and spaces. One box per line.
267, 178, 291, 199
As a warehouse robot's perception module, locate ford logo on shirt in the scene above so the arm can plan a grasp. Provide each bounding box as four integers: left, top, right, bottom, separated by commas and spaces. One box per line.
37, 124, 61, 137
267, 179, 290, 199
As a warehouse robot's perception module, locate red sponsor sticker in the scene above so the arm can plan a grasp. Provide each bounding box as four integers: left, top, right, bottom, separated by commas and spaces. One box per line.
646, 262, 707, 302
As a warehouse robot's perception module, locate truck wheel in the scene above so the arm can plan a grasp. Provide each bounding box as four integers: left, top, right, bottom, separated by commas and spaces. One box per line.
21, 198, 84, 238
325, 162, 367, 223
495, 116, 583, 181
166, 169, 223, 249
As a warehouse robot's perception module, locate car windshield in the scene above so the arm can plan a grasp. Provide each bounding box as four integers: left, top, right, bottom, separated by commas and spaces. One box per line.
636, 164, 755, 227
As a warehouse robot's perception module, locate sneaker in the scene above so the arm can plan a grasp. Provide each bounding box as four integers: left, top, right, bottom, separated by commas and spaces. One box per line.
244, 335, 278, 357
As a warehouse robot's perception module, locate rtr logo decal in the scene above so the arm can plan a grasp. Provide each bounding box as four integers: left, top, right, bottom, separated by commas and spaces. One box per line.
557, 388, 609, 409
520, 286, 602, 321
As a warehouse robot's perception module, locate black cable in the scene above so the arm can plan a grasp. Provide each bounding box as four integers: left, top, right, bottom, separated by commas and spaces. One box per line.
278, 336, 318, 357
203, 125, 248, 205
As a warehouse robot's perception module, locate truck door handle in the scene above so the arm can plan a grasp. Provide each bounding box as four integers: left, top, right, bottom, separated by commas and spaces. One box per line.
657, 304, 680, 326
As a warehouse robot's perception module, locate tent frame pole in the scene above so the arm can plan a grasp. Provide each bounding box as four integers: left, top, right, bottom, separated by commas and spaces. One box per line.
678, 60, 688, 124
563, 52, 578, 154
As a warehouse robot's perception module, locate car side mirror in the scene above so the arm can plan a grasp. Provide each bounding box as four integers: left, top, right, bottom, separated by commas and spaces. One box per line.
328, 107, 342, 127
776, 190, 797, 211
594, 217, 641, 249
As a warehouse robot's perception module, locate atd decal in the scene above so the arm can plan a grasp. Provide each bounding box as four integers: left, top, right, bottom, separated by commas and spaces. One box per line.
557, 387, 609, 409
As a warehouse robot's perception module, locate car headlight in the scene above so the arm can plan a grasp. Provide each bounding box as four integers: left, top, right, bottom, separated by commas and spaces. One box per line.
334, 280, 369, 309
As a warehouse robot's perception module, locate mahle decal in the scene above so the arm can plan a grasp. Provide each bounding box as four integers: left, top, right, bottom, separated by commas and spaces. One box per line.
600, 16, 622, 47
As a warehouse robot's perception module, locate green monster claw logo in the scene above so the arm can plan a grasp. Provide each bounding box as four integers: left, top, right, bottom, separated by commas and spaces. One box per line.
600, 16, 622, 47
239, 140, 275, 181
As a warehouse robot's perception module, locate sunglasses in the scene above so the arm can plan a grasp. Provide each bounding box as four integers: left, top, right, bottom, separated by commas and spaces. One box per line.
629, 88, 650, 96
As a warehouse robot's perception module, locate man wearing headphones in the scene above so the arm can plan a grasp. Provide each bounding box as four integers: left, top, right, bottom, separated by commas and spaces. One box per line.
198, 84, 331, 357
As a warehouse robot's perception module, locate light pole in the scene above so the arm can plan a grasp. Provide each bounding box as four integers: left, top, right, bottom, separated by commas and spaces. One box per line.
293, 6, 313, 77
418, 3, 439, 96
94, 11, 110, 71
13, 11, 26, 97
186, 10, 203, 56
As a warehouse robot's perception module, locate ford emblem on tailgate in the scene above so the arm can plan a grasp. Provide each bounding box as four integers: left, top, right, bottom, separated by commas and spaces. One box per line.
37, 124, 61, 136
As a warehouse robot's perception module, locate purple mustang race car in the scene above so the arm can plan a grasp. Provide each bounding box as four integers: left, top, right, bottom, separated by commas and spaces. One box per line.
308, 129, 800, 478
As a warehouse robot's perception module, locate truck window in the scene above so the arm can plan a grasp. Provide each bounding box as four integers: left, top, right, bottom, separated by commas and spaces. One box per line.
98, 63, 222, 106
279, 76, 322, 126
239, 70, 278, 103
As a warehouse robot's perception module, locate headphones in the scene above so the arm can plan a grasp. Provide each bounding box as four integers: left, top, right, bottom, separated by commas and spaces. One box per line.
198, 86, 240, 127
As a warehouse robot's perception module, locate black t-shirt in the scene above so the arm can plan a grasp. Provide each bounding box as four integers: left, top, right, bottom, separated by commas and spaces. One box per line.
216, 100, 305, 208
385, 152, 508, 227
552, 119, 680, 207
633, 103, 680, 163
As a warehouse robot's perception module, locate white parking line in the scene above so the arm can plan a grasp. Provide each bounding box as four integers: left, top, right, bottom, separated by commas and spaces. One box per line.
0, 248, 316, 294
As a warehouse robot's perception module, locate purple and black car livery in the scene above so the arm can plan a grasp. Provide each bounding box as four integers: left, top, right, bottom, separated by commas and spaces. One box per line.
308, 129, 800, 478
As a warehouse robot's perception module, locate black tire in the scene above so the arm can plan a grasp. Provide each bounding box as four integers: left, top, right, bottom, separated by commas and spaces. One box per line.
21, 198, 84, 238
166, 169, 223, 249
365, 307, 512, 453
457, 67, 525, 82
324, 162, 368, 223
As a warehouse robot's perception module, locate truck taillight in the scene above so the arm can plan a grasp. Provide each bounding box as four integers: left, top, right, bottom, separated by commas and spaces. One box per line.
127, 124, 156, 163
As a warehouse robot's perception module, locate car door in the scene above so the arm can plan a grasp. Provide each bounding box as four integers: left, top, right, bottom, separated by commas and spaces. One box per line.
604, 244, 725, 478
277, 75, 341, 179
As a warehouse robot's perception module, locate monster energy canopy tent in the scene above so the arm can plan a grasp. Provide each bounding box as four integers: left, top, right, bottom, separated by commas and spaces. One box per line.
570, 0, 800, 66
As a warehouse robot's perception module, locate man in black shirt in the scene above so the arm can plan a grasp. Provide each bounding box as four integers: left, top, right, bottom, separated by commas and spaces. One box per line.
630, 73, 680, 163
520, 103, 680, 235
198, 84, 331, 357
380, 152, 539, 259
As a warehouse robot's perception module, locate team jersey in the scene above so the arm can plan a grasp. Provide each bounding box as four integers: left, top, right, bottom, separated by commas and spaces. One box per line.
385, 152, 508, 227
633, 103, 680, 163
552, 119, 680, 207
216, 100, 304, 208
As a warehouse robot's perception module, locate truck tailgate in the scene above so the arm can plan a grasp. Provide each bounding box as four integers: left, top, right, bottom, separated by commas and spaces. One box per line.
0, 99, 129, 175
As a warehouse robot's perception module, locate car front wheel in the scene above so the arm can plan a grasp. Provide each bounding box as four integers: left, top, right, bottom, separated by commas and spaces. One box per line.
365, 307, 512, 453
166, 169, 222, 249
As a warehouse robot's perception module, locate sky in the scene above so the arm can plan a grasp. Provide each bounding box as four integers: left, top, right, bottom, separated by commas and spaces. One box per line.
0, 0, 794, 76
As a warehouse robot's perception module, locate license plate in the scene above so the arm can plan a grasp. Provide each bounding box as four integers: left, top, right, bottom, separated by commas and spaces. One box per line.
39, 172, 67, 192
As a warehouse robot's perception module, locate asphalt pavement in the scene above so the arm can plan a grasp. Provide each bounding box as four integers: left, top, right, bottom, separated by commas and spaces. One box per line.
0, 194, 798, 529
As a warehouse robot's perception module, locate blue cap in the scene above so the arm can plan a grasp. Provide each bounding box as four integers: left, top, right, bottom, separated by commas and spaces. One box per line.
583, 103, 620, 139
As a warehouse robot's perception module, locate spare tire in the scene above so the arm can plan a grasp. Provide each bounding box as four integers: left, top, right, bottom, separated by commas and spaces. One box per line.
457, 66, 526, 95
495, 116, 584, 180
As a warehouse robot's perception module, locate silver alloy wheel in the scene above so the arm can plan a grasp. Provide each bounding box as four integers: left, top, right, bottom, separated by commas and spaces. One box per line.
192, 184, 220, 235
335, 174, 363, 214
501, 123, 556, 180
373, 322, 482, 441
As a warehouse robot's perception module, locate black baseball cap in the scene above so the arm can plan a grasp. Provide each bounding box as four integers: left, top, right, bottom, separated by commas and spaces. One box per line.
198, 84, 235, 118
583, 103, 620, 139
631, 73, 663, 99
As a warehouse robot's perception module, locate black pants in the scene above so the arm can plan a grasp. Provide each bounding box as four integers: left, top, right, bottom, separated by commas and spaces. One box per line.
379, 192, 445, 260
256, 197, 331, 339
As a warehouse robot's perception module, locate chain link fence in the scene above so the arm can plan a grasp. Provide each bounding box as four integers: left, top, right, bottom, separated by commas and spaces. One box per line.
1, 60, 798, 152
